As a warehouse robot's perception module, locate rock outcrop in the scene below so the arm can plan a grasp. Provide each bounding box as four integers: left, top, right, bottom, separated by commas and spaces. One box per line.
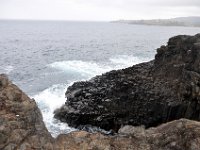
0, 74, 54, 149
2, 74, 200, 149
54, 119, 200, 150
55, 34, 200, 132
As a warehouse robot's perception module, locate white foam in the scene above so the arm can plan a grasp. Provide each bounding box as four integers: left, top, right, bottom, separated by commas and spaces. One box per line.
109, 55, 150, 68
33, 83, 76, 137
49, 60, 112, 78
0, 65, 14, 74
49, 55, 148, 79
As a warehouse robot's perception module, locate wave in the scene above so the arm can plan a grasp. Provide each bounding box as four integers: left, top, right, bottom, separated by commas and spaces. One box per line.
49, 55, 148, 77
0, 65, 14, 74
49, 60, 112, 78
32, 83, 76, 137
109, 55, 150, 68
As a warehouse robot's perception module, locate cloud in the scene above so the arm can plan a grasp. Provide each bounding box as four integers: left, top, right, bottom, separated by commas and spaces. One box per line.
147, 0, 200, 7
72, 0, 200, 8
0, 0, 199, 21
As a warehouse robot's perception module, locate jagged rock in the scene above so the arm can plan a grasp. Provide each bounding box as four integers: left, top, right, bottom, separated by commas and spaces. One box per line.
55, 34, 200, 132
54, 119, 200, 150
0, 74, 54, 150
118, 125, 145, 135
0, 74, 9, 88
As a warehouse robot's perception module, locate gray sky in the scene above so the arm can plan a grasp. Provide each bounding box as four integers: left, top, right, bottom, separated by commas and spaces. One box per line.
0, 0, 199, 21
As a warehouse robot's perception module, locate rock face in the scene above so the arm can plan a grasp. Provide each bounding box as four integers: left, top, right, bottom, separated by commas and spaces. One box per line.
0, 74, 54, 149
55, 34, 200, 132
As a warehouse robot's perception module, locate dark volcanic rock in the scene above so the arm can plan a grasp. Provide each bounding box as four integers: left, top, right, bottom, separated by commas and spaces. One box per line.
55, 34, 200, 132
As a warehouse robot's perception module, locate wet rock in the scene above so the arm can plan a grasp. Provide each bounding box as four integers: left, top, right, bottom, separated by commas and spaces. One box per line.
55, 34, 200, 132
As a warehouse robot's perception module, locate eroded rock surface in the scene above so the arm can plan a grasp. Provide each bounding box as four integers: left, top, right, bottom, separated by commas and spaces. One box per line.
0, 74, 54, 149
55, 34, 200, 132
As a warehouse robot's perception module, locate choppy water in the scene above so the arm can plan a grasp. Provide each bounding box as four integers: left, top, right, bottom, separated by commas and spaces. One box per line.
1, 20, 200, 137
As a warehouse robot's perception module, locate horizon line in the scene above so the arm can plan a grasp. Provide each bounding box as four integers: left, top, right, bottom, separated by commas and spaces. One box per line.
1, 16, 200, 22
0, 18, 109, 22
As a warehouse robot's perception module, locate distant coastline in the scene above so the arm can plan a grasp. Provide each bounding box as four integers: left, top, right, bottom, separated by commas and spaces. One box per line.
112, 16, 200, 27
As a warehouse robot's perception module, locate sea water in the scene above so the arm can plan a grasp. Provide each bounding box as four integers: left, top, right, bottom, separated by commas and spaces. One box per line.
1, 20, 200, 137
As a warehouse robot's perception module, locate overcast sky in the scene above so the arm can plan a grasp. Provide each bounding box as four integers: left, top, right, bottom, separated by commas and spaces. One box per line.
0, 0, 199, 21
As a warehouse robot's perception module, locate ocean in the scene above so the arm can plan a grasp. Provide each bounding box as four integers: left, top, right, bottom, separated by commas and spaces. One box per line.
1, 20, 200, 137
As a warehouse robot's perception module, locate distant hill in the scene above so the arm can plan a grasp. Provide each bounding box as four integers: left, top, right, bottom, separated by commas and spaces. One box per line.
112, 17, 200, 27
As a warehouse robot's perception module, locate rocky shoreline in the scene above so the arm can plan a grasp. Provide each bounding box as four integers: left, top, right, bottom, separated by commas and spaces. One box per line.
55, 34, 200, 133
2, 34, 200, 149
1, 75, 200, 149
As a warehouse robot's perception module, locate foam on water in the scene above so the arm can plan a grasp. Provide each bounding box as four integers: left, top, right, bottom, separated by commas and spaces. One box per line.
0, 65, 14, 74
50, 60, 112, 78
49, 55, 149, 77
34, 55, 150, 137
33, 83, 77, 137
109, 55, 150, 68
